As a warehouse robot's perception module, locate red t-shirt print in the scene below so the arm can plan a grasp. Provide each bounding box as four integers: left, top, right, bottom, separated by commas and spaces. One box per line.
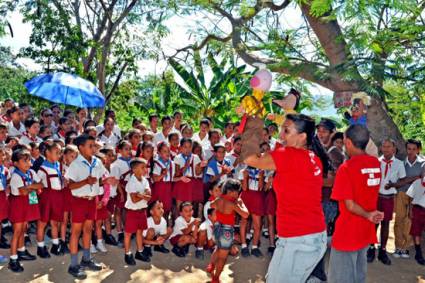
331, 154, 381, 252
271, 147, 326, 238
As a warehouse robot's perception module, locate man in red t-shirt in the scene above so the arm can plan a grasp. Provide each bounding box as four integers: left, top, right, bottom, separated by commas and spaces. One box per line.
328, 125, 384, 283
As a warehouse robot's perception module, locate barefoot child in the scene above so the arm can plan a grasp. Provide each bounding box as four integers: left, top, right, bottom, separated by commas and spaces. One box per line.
208, 178, 249, 283
169, 202, 201, 257
36, 141, 64, 258
8, 149, 43, 272
142, 200, 172, 258
123, 158, 151, 265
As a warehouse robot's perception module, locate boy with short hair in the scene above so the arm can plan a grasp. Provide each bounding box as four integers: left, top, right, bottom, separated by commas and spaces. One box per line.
328, 125, 383, 283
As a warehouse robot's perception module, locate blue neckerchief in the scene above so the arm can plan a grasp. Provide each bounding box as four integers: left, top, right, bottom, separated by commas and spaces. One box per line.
119, 156, 131, 167
82, 157, 97, 175
14, 168, 32, 185
203, 157, 231, 183
42, 160, 62, 178
159, 157, 170, 169
248, 167, 261, 180
182, 154, 192, 175
0, 165, 6, 189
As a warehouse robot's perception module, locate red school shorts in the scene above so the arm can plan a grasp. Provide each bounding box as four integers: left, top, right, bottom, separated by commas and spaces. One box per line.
377, 195, 394, 222
265, 190, 277, 216
71, 196, 97, 223
410, 205, 425, 237
0, 191, 8, 221
9, 195, 40, 223
39, 189, 64, 222
151, 181, 172, 213
241, 190, 265, 216
63, 186, 73, 212
173, 180, 193, 202
124, 208, 147, 234
170, 235, 182, 246
95, 195, 109, 221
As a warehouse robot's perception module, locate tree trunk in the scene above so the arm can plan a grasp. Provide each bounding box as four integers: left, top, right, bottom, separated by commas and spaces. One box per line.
367, 98, 406, 158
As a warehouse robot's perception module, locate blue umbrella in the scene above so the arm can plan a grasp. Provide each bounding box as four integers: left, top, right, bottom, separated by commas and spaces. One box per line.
24, 72, 105, 108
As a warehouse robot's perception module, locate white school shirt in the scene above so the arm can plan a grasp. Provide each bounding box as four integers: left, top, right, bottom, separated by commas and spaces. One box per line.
153, 158, 175, 182
110, 158, 131, 198
96, 124, 121, 138
239, 167, 262, 191
174, 153, 201, 178
193, 132, 210, 148
379, 156, 406, 195
10, 169, 40, 196
170, 216, 195, 239
206, 159, 230, 183
0, 166, 10, 191
38, 165, 63, 190
203, 200, 211, 220
200, 219, 214, 241
64, 155, 107, 197
8, 122, 25, 137
143, 216, 167, 237
220, 134, 233, 145
125, 174, 150, 210
406, 179, 425, 208
98, 132, 120, 147
153, 131, 167, 146
226, 151, 244, 178
19, 134, 43, 146
203, 144, 214, 161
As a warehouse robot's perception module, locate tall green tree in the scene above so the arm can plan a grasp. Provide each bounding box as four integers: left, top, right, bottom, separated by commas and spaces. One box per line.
175, 0, 425, 156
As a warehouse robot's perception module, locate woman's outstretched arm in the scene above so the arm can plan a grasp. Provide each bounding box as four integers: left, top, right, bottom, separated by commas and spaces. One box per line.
244, 153, 276, 171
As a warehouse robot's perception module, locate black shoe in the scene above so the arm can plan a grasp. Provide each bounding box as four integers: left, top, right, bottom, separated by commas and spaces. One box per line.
378, 249, 392, 265
105, 234, 118, 246
251, 248, 263, 258
183, 244, 189, 255
268, 246, 275, 256
154, 245, 169, 253
50, 243, 64, 256
415, 252, 425, 265
367, 247, 376, 263
8, 259, 24, 273
241, 247, 250, 257
125, 254, 136, 265
68, 265, 87, 279
117, 233, 124, 247
80, 258, 102, 271
37, 246, 51, 258
144, 246, 152, 257
135, 250, 151, 262
18, 250, 36, 261
61, 240, 70, 254
172, 246, 185, 257
195, 249, 205, 260
24, 235, 32, 246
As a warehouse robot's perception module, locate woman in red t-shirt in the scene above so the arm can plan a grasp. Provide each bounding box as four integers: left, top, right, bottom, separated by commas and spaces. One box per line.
245, 113, 329, 283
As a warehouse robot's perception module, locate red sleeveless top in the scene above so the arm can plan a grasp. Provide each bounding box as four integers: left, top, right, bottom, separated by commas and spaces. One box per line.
216, 195, 236, 225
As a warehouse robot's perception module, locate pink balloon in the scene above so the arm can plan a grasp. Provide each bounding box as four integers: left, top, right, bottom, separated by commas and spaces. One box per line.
251, 69, 272, 92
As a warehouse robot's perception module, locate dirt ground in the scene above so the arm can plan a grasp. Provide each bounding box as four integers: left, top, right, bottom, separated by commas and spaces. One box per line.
0, 221, 424, 283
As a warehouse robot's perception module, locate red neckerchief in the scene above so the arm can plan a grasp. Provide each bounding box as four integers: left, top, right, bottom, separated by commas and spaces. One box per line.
23, 132, 37, 142
58, 130, 65, 139
208, 195, 216, 201
222, 194, 237, 203
383, 158, 393, 178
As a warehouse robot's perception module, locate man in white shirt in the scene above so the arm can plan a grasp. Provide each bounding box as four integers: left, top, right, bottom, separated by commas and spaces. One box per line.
374, 138, 406, 265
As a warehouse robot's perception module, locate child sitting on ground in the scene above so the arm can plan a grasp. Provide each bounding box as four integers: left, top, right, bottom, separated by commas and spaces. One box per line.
169, 202, 200, 257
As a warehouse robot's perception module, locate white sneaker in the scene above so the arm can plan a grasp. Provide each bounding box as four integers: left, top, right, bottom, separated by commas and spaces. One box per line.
401, 250, 410, 259
392, 249, 401, 258
90, 243, 97, 254
96, 241, 107, 253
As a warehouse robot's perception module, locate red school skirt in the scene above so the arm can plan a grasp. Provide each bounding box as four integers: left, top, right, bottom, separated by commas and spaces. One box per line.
39, 189, 64, 222
9, 195, 40, 223
191, 178, 204, 203
151, 181, 172, 213
96, 194, 109, 220
173, 180, 192, 202
264, 190, 277, 216
0, 191, 8, 221
241, 190, 265, 216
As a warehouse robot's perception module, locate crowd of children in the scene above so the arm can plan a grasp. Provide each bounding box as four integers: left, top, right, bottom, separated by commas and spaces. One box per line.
0, 98, 423, 283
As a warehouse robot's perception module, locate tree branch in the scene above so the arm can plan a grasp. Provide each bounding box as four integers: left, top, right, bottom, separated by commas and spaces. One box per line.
106, 61, 129, 102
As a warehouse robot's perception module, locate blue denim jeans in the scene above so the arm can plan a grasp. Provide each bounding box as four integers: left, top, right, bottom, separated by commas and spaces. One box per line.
266, 231, 327, 283
213, 223, 234, 250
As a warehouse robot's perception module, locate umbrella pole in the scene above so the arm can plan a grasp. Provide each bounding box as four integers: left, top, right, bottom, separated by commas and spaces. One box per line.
64, 86, 68, 111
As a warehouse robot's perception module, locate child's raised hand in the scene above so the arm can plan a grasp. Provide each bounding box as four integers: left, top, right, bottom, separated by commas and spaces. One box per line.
161, 168, 167, 176
181, 176, 191, 183
200, 160, 208, 167
193, 218, 201, 226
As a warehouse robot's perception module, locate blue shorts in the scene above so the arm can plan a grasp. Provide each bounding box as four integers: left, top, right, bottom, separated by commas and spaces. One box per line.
213, 223, 234, 250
